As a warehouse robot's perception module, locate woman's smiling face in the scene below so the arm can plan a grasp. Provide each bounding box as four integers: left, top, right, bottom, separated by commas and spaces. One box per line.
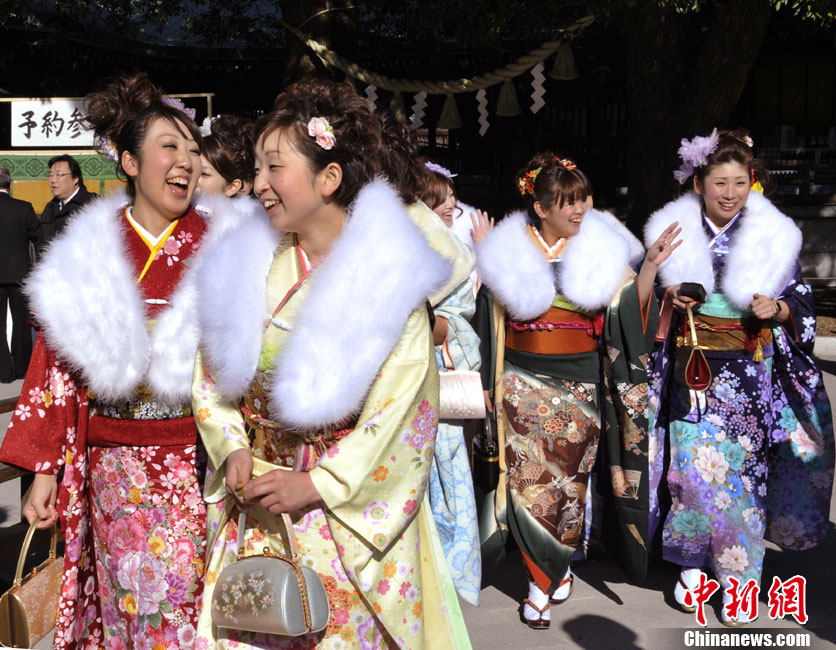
253, 129, 323, 234
127, 116, 201, 222
695, 161, 750, 228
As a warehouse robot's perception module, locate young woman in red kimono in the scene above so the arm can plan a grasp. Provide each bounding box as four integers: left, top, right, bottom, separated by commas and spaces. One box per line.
0, 73, 253, 650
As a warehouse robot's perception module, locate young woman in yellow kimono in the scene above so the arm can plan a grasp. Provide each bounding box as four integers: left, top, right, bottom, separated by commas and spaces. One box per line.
192, 79, 473, 649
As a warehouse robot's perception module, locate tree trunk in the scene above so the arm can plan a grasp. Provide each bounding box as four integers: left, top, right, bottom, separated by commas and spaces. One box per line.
623, 1, 772, 235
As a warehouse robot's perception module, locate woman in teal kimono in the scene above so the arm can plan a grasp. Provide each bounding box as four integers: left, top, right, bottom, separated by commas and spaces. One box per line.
471, 152, 677, 629
645, 129, 834, 626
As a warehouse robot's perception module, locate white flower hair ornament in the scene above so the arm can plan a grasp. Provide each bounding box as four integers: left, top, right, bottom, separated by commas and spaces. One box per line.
424, 161, 457, 179
200, 116, 215, 137
307, 117, 336, 150
673, 128, 719, 184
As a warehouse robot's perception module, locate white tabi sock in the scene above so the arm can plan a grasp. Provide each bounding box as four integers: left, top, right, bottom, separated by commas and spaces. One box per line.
552, 567, 573, 601
674, 567, 702, 606
523, 581, 550, 621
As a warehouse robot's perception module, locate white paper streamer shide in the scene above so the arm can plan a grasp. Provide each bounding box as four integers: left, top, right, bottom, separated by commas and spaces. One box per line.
476, 89, 489, 137
530, 61, 546, 114
365, 84, 378, 108
410, 91, 427, 131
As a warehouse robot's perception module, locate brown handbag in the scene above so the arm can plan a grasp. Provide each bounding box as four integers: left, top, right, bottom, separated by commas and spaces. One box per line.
0, 521, 63, 649
675, 304, 712, 392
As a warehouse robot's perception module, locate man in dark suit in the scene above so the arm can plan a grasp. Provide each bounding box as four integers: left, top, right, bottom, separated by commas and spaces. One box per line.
0, 168, 39, 382
37, 154, 97, 256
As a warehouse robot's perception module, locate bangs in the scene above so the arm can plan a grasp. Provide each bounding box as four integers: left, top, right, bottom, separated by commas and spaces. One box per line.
421, 172, 455, 210
160, 109, 202, 149
553, 169, 591, 208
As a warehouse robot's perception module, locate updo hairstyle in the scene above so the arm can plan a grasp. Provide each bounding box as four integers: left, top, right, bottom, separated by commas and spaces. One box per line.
376, 109, 433, 205
694, 128, 772, 192
85, 72, 202, 199
516, 151, 592, 228
202, 115, 255, 186
253, 78, 384, 208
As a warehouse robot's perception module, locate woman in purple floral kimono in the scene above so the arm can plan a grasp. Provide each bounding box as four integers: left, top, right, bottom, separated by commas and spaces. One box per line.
645, 129, 834, 626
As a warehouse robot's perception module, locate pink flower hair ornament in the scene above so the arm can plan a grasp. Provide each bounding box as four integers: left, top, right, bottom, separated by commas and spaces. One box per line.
673, 128, 719, 184
307, 116, 336, 150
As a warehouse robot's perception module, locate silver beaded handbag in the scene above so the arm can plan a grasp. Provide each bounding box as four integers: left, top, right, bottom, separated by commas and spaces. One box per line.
211, 511, 330, 636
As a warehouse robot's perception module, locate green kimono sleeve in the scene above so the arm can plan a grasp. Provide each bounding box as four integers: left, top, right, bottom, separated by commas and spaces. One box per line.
599, 275, 659, 584
309, 308, 439, 560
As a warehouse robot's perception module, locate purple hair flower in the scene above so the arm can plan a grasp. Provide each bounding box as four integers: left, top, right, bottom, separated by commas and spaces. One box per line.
94, 135, 119, 163
424, 161, 457, 179
673, 128, 719, 184
162, 96, 197, 122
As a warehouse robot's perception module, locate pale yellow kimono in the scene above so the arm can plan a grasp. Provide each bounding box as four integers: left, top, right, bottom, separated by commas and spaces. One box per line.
192, 184, 472, 650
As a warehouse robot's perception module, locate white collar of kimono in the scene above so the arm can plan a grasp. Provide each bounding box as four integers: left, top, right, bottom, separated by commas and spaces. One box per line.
25, 189, 260, 404
126, 206, 168, 248
529, 224, 566, 259
474, 208, 634, 320
196, 178, 452, 430
643, 191, 802, 309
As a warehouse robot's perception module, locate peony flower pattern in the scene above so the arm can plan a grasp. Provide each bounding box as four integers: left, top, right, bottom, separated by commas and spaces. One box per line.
653, 245, 834, 590
88, 444, 207, 644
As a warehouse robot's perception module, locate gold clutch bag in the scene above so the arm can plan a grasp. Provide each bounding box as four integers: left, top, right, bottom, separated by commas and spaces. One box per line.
211, 511, 330, 636
0, 521, 63, 649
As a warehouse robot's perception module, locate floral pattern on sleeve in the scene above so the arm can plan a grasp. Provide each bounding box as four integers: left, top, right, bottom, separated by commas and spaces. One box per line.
0, 336, 84, 475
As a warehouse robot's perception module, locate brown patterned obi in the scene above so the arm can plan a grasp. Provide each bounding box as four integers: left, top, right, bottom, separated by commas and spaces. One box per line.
677, 313, 773, 358
506, 306, 603, 355
241, 372, 357, 470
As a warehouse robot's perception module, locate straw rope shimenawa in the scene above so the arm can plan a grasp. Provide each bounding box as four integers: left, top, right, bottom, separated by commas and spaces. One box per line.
281, 14, 596, 95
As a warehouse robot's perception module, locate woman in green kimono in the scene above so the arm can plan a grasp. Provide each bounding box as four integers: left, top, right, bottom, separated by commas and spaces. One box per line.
192, 79, 472, 649
471, 152, 678, 629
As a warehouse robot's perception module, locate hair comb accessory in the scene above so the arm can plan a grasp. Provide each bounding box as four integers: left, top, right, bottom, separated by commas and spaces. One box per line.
425, 161, 457, 179
743, 135, 754, 148
673, 128, 719, 184
307, 117, 336, 150
94, 135, 119, 163
555, 157, 577, 171
518, 167, 542, 196
162, 96, 197, 121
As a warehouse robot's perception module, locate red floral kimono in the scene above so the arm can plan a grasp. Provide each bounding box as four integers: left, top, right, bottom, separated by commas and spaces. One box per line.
1, 193, 211, 650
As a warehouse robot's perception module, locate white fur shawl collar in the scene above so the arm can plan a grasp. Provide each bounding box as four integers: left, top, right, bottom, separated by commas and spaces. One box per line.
197, 178, 452, 430
475, 208, 635, 318
26, 190, 259, 404
643, 191, 801, 308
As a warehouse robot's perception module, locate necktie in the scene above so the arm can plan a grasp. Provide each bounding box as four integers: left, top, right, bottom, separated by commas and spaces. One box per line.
58, 200, 64, 211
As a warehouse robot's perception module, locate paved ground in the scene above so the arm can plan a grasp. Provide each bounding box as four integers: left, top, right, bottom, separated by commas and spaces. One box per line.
1, 346, 834, 650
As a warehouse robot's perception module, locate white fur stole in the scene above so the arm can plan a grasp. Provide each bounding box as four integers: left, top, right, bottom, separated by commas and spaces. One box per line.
26, 191, 258, 404
643, 191, 801, 308
475, 209, 635, 318
198, 178, 452, 430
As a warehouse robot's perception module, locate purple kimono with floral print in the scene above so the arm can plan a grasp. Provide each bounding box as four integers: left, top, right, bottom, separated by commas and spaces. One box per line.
647, 215, 834, 587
